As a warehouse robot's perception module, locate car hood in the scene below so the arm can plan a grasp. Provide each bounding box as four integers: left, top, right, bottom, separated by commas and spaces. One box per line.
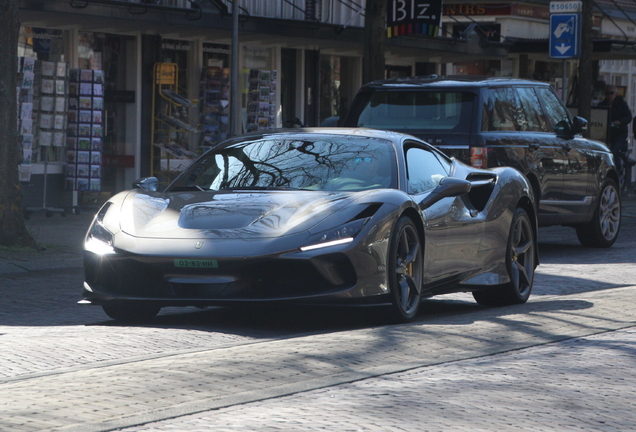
119, 189, 362, 239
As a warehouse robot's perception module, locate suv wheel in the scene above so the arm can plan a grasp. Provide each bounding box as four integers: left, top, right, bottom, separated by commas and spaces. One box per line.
575, 179, 621, 248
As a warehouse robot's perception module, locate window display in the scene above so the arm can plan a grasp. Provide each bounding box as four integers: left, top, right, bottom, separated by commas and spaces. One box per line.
242, 46, 277, 132
17, 56, 69, 182
200, 66, 230, 148
65, 69, 104, 192
245, 69, 277, 132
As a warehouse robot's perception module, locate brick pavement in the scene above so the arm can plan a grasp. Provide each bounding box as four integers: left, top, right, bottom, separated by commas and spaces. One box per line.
1, 286, 636, 432
121, 327, 636, 432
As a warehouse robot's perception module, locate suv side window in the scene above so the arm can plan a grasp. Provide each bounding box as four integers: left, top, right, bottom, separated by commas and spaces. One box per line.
482, 87, 525, 132
516, 87, 549, 132
535, 87, 572, 133
405, 144, 450, 194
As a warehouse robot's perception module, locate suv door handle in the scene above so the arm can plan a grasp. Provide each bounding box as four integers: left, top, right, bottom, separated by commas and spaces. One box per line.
528, 143, 540, 150
561, 143, 572, 151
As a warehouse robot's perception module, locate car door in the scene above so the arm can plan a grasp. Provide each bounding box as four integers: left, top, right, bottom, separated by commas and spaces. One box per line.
404, 142, 484, 287
535, 87, 593, 221
481, 86, 568, 217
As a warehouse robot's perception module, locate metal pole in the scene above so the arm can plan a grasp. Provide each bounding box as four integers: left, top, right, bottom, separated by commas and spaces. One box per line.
562, 59, 568, 103
230, 0, 240, 137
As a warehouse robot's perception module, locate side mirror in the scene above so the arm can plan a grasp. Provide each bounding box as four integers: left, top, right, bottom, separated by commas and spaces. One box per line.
572, 116, 588, 135
418, 177, 472, 210
132, 177, 159, 191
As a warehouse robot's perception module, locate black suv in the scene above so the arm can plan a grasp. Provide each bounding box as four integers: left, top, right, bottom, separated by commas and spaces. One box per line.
341, 76, 621, 247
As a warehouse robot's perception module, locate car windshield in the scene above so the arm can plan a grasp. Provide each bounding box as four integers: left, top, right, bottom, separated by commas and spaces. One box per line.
348, 90, 475, 132
168, 134, 398, 192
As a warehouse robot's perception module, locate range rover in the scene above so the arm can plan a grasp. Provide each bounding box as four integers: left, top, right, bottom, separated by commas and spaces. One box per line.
341, 76, 621, 247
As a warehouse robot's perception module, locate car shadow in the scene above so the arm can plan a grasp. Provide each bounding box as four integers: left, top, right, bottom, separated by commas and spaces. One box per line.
90, 295, 595, 339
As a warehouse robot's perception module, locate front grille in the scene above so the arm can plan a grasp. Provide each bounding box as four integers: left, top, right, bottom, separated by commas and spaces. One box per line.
87, 252, 357, 301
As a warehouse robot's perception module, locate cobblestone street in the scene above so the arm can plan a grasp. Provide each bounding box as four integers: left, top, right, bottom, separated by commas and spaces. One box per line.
122, 328, 636, 432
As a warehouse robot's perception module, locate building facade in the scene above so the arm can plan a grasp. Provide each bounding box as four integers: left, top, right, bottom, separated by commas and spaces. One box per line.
17, 0, 636, 214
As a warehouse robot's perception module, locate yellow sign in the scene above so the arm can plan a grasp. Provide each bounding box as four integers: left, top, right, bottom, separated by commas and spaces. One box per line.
156, 63, 177, 85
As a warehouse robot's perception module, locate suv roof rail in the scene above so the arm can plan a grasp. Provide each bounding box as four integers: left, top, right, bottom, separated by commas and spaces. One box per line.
361, 75, 544, 88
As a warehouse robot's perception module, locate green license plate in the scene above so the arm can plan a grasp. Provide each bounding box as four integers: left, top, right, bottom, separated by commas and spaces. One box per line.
174, 259, 218, 268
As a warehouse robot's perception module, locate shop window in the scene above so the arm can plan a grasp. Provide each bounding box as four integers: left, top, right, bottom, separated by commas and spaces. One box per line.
79, 32, 105, 70
243, 46, 277, 132
17, 27, 70, 181
320, 55, 340, 122
200, 43, 230, 149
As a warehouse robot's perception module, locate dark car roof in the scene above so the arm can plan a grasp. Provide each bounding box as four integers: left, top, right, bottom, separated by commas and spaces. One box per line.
359, 75, 551, 90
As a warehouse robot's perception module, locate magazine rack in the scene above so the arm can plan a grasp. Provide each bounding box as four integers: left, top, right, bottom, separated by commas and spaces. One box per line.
18, 57, 67, 218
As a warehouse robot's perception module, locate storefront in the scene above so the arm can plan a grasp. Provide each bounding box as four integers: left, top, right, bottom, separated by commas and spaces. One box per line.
17, 27, 140, 212
16, 0, 508, 212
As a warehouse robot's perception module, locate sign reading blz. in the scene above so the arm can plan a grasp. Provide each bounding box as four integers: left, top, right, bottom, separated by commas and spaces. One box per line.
387, 0, 443, 38
174, 259, 218, 268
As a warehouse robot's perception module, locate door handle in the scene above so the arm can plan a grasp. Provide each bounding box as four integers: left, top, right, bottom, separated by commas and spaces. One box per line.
528, 143, 540, 150
561, 143, 572, 151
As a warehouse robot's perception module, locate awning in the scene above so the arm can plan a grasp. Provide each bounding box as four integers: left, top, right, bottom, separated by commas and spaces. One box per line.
19, 0, 509, 60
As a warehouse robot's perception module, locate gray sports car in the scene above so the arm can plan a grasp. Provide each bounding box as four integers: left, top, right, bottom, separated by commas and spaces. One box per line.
80, 128, 538, 323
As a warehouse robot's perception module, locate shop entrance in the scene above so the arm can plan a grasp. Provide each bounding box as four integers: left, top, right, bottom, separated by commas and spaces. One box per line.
319, 55, 358, 125
102, 35, 137, 196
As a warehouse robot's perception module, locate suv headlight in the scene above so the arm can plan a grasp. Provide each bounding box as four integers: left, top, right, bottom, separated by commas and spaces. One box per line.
300, 218, 369, 251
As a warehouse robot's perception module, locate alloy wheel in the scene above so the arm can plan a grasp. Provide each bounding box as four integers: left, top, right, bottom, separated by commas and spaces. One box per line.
598, 183, 621, 241
393, 222, 422, 317
508, 210, 534, 297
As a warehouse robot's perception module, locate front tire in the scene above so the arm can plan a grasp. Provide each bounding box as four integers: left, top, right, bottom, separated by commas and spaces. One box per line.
576, 179, 621, 248
387, 217, 423, 323
473, 207, 535, 306
102, 303, 161, 323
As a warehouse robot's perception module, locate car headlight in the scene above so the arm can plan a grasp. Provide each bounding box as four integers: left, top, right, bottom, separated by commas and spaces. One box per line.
300, 218, 369, 251
85, 203, 116, 255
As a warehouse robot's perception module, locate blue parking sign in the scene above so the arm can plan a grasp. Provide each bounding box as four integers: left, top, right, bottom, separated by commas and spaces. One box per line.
550, 14, 580, 58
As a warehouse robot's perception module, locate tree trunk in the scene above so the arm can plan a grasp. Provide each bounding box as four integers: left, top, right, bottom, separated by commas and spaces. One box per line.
0, 0, 37, 248
363, 0, 387, 84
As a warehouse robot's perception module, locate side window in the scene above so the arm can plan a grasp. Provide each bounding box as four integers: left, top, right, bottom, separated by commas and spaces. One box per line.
481, 87, 525, 132
536, 87, 572, 133
405, 145, 450, 194
516, 88, 549, 132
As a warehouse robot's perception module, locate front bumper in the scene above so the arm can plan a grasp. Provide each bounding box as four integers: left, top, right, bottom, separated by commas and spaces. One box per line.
82, 239, 390, 307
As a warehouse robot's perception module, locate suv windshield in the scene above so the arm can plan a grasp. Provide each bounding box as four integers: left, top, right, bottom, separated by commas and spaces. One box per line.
348, 90, 475, 132
168, 134, 398, 192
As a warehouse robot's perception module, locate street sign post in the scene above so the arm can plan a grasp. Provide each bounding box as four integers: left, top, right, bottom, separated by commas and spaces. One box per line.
549, 2, 581, 102
549, 13, 580, 59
